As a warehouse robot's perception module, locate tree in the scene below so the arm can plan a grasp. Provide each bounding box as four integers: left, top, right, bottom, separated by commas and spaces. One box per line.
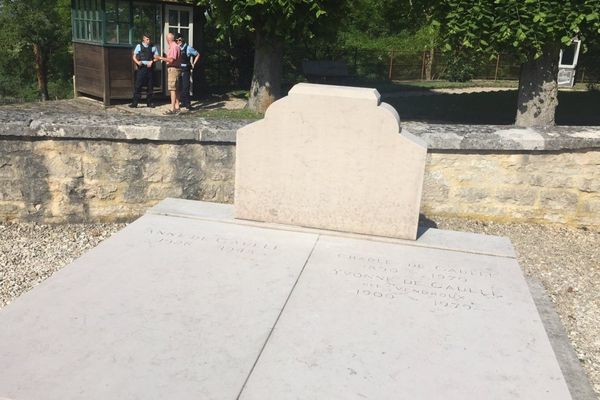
436, 0, 600, 127
197, 0, 344, 113
0, 0, 71, 101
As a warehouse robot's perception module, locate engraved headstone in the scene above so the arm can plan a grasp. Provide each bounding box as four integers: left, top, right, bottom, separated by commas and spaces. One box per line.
235, 83, 427, 240
240, 234, 572, 399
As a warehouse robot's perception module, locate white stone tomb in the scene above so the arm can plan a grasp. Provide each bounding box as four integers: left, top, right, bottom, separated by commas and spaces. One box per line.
0, 84, 579, 399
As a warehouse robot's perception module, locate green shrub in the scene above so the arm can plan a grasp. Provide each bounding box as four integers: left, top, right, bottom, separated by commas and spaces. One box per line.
444, 54, 477, 82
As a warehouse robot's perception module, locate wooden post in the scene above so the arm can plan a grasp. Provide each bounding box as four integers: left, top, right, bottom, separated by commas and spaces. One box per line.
494, 54, 501, 81
388, 50, 395, 81
102, 47, 110, 106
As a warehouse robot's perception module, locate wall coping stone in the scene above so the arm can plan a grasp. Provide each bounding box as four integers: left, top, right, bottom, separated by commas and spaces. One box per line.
1, 103, 599, 151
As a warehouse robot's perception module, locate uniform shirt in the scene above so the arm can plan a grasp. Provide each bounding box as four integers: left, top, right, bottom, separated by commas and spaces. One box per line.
166, 41, 181, 67
179, 43, 199, 68
133, 44, 159, 66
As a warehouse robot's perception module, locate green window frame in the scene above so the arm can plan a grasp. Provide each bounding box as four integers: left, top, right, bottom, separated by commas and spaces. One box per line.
105, 0, 132, 44
72, 0, 103, 43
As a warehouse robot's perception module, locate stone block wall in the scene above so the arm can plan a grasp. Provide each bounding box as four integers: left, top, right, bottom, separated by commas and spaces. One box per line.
1, 106, 599, 228
422, 151, 600, 227
0, 138, 234, 223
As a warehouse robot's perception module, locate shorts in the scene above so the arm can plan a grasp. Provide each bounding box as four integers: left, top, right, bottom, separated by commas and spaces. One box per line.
167, 68, 181, 91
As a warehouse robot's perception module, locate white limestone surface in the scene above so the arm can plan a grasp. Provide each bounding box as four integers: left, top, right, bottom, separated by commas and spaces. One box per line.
0, 212, 318, 400
150, 198, 516, 258
235, 83, 428, 240
0, 200, 572, 400
240, 235, 572, 400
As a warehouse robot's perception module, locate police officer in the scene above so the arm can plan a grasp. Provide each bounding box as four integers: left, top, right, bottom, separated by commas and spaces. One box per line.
130, 33, 159, 108
175, 33, 200, 110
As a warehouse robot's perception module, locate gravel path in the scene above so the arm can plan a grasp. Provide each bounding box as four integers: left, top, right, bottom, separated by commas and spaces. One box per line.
1, 218, 598, 397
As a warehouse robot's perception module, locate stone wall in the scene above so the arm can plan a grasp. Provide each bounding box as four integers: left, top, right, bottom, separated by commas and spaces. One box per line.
423, 151, 600, 227
0, 139, 234, 223
1, 104, 599, 227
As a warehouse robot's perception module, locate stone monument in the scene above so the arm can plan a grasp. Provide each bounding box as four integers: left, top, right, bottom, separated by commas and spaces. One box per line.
235, 83, 427, 240
0, 84, 583, 399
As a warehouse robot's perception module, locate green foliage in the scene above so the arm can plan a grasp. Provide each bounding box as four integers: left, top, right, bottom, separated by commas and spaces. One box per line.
197, 0, 343, 40
341, 23, 438, 52
0, 0, 72, 101
336, 0, 440, 52
445, 54, 478, 82
437, 0, 600, 60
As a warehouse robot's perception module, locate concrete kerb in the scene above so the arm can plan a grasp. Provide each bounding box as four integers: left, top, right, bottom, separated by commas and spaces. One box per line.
2, 107, 600, 150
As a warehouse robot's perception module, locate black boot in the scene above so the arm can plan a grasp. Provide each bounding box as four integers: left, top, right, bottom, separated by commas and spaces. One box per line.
129, 95, 139, 108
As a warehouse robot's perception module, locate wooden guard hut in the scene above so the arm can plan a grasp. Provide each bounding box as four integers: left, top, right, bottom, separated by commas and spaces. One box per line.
71, 0, 203, 105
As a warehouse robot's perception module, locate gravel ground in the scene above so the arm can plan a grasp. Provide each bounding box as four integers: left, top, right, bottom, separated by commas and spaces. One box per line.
0, 218, 598, 397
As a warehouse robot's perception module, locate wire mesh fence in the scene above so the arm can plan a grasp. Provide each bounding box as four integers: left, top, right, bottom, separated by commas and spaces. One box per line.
201, 46, 600, 90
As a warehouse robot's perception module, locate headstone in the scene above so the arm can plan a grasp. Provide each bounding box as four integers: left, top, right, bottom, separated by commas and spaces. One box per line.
235, 83, 427, 240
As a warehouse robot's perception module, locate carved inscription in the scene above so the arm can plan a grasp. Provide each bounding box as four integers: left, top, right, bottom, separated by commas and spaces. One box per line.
334, 252, 504, 311
144, 228, 279, 259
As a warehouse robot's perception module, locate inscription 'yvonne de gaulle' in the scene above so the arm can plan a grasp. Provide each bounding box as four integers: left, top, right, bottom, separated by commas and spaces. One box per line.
333, 251, 503, 311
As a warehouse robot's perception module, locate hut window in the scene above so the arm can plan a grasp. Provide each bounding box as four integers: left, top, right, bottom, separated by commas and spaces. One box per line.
167, 9, 191, 43
73, 0, 102, 43
132, 3, 161, 46
106, 0, 132, 44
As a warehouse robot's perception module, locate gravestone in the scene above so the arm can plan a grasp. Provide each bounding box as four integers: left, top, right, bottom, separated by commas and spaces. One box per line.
0, 83, 582, 399
235, 83, 427, 240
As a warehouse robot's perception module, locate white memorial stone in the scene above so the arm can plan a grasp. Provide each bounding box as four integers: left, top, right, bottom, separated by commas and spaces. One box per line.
240, 235, 573, 400
0, 200, 575, 399
235, 83, 427, 240
0, 210, 318, 400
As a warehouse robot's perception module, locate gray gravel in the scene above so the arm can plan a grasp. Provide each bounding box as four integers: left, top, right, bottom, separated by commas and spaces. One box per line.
0, 218, 598, 397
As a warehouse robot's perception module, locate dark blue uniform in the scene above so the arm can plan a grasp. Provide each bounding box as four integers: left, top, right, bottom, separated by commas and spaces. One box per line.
131, 43, 159, 107
179, 42, 200, 109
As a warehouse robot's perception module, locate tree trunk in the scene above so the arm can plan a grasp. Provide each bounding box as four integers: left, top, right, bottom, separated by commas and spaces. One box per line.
247, 31, 283, 113
33, 43, 49, 101
424, 48, 434, 81
515, 47, 560, 127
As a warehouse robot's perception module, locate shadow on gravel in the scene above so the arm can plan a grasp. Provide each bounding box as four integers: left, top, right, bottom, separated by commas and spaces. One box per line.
383, 90, 600, 125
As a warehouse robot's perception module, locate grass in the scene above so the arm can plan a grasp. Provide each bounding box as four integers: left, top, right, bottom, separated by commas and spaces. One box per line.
193, 108, 262, 120
334, 79, 594, 93
312, 79, 519, 94
389, 79, 519, 90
